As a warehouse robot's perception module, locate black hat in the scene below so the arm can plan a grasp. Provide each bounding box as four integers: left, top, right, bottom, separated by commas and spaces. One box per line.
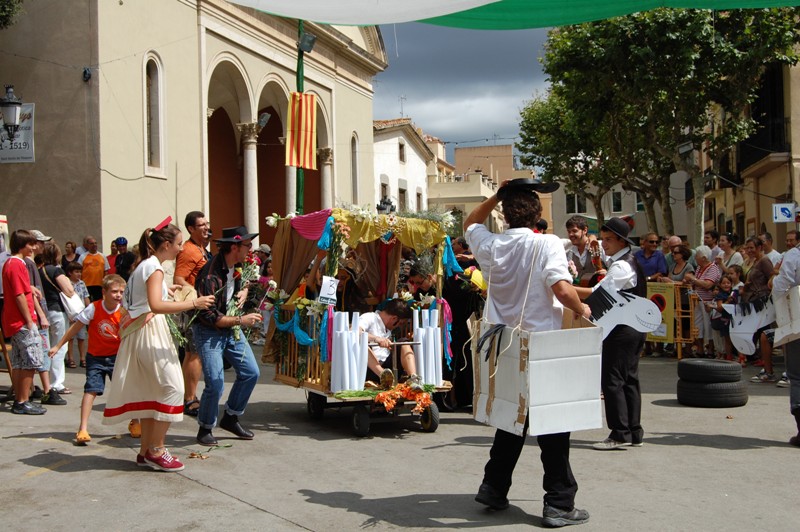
214, 226, 258, 243
496, 178, 560, 201
600, 217, 635, 247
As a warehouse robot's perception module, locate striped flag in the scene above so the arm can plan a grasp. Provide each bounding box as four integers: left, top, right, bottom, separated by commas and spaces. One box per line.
285, 92, 317, 170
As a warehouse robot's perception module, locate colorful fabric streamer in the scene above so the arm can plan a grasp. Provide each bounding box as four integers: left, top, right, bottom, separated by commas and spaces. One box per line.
319, 306, 333, 362
290, 209, 333, 240
442, 235, 464, 278
438, 298, 454, 369
273, 308, 315, 346
316, 216, 335, 250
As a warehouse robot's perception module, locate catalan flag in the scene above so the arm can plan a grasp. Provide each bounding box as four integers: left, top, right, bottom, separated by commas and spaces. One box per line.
285, 91, 317, 170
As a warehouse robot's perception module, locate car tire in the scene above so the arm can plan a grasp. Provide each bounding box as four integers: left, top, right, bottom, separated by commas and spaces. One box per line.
677, 359, 742, 383
677, 379, 748, 408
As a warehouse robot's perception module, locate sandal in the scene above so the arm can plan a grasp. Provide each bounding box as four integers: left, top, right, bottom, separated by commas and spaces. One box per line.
80, 361, 86, 368
183, 398, 200, 417
67, 359, 77, 369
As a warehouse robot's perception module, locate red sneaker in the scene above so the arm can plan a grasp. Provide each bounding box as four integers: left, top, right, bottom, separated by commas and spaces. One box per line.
144, 448, 185, 472
136, 454, 149, 467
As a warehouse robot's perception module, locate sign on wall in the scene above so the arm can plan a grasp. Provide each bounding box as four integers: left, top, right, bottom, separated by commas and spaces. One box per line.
0, 103, 35, 163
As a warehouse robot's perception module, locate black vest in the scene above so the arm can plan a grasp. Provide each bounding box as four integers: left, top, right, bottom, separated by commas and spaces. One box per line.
616, 249, 647, 298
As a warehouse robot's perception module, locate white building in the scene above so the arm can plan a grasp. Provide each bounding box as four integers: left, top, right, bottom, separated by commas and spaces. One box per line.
372, 119, 434, 212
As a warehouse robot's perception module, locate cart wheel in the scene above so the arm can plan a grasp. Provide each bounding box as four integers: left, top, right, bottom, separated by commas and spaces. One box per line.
352, 405, 371, 437
307, 393, 326, 420
420, 402, 440, 433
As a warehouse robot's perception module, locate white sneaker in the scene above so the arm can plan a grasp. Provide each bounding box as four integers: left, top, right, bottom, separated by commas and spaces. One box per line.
592, 438, 630, 450
777, 374, 790, 388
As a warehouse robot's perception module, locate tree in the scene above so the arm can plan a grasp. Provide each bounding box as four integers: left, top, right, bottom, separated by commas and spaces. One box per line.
517, 91, 621, 227
541, 8, 800, 245
0, 0, 24, 29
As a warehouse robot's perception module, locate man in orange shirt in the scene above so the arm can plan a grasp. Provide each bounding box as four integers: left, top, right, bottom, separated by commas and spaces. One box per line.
174, 211, 211, 416
78, 236, 109, 302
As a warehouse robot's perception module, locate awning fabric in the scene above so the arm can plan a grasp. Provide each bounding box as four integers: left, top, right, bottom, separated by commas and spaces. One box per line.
226, 1, 800, 29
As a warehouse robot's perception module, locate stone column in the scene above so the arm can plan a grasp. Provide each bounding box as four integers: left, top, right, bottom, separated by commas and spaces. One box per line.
285, 165, 297, 214
237, 122, 262, 241
319, 147, 333, 209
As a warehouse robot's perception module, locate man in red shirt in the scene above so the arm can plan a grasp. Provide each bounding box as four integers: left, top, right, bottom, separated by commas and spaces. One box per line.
2, 230, 47, 415
174, 211, 211, 416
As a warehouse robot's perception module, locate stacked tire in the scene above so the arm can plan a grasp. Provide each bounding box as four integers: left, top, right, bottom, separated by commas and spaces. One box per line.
677, 359, 748, 408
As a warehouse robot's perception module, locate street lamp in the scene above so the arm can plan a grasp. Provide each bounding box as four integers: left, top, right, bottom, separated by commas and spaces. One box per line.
0, 85, 23, 141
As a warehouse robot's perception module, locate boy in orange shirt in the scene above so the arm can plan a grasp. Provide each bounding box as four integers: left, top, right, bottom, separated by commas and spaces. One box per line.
49, 274, 139, 443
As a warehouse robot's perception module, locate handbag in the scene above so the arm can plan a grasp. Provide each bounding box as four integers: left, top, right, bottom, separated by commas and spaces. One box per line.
42, 266, 86, 321
60, 292, 86, 321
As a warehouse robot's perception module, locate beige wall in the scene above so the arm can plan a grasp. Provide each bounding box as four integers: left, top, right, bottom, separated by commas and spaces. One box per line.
454, 145, 514, 184
0, 0, 101, 246
96, 0, 202, 245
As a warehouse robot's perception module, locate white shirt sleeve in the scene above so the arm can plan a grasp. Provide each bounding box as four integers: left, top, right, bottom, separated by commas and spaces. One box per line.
76, 303, 95, 325
542, 236, 573, 288
78, 254, 86, 265
773, 248, 800, 298
104, 256, 111, 271
465, 224, 494, 272
604, 260, 636, 291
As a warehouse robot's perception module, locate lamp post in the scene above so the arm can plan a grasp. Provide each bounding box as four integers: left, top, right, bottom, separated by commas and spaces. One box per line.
0, 85, 22, 142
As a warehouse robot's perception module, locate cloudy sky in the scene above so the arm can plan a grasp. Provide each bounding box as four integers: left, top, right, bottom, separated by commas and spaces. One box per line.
373, 23, 551, 161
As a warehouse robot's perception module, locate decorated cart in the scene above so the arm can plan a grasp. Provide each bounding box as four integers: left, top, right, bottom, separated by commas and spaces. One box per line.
264, 207, 459, 436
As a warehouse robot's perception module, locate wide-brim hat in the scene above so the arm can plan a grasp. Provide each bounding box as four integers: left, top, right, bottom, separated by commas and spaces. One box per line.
496, 178, 560, 201
214, 226, 258, 243
601, 217, 636, 247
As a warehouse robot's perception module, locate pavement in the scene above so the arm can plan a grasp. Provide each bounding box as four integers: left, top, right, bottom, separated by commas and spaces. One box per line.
1, 352, 798, 531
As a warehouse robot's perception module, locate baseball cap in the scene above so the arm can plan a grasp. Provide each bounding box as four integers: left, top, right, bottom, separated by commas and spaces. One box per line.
30, 229, 52, 241
256, 244, 271, 255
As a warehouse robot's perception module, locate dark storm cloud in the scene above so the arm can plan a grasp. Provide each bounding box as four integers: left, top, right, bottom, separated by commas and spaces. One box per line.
374, 23, 550, 148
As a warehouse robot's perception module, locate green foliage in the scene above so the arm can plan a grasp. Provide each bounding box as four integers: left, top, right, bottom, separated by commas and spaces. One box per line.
527, 7, 800, 240
0, 0, 24, 30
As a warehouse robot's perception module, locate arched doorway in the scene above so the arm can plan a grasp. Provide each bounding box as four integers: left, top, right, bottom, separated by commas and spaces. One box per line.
207, 58, 252, 236
207, 108, 242, 234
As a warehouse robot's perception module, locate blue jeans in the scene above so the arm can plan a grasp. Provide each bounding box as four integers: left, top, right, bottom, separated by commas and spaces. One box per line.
193, 325, 260, 430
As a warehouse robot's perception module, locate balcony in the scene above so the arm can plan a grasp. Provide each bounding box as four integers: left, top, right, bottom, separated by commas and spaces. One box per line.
427, 172, 497, 202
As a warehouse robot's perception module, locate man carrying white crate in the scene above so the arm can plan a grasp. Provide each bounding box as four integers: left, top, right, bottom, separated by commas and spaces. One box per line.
465, 179, 592, 528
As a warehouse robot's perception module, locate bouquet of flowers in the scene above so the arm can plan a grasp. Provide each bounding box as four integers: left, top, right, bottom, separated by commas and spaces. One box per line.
324, 221, 351, 277
228, 252, 261, 340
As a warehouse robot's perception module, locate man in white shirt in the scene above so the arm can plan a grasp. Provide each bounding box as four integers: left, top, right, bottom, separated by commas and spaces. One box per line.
704, 230, 722, 262
759, 231, 782, 267
575, 217, 647, 451
770, 240, 800, 447
465, 178, 591, 528
562, 215, 604, 286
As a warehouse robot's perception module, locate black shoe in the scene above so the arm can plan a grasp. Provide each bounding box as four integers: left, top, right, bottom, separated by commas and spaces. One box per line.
196, 428, 218, 446
11, 401, 47, 415
42, 389, 67, 406
30, 386, 44, 399
542, 504, 590, 528
219, 412, 254, 440
475, 482, 509, 510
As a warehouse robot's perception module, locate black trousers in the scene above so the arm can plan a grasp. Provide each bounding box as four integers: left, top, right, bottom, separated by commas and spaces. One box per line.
482, 419, 577, 510
602, 325, 645, 444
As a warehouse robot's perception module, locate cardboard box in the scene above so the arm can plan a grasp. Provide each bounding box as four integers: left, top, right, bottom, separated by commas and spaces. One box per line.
473, 314, 603, 436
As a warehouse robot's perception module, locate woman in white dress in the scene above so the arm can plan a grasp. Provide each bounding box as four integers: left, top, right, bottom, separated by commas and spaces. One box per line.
102, 220, 214, 472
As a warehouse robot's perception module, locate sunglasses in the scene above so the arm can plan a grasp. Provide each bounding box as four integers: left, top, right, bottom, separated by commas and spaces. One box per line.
647, 240, 659, 244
